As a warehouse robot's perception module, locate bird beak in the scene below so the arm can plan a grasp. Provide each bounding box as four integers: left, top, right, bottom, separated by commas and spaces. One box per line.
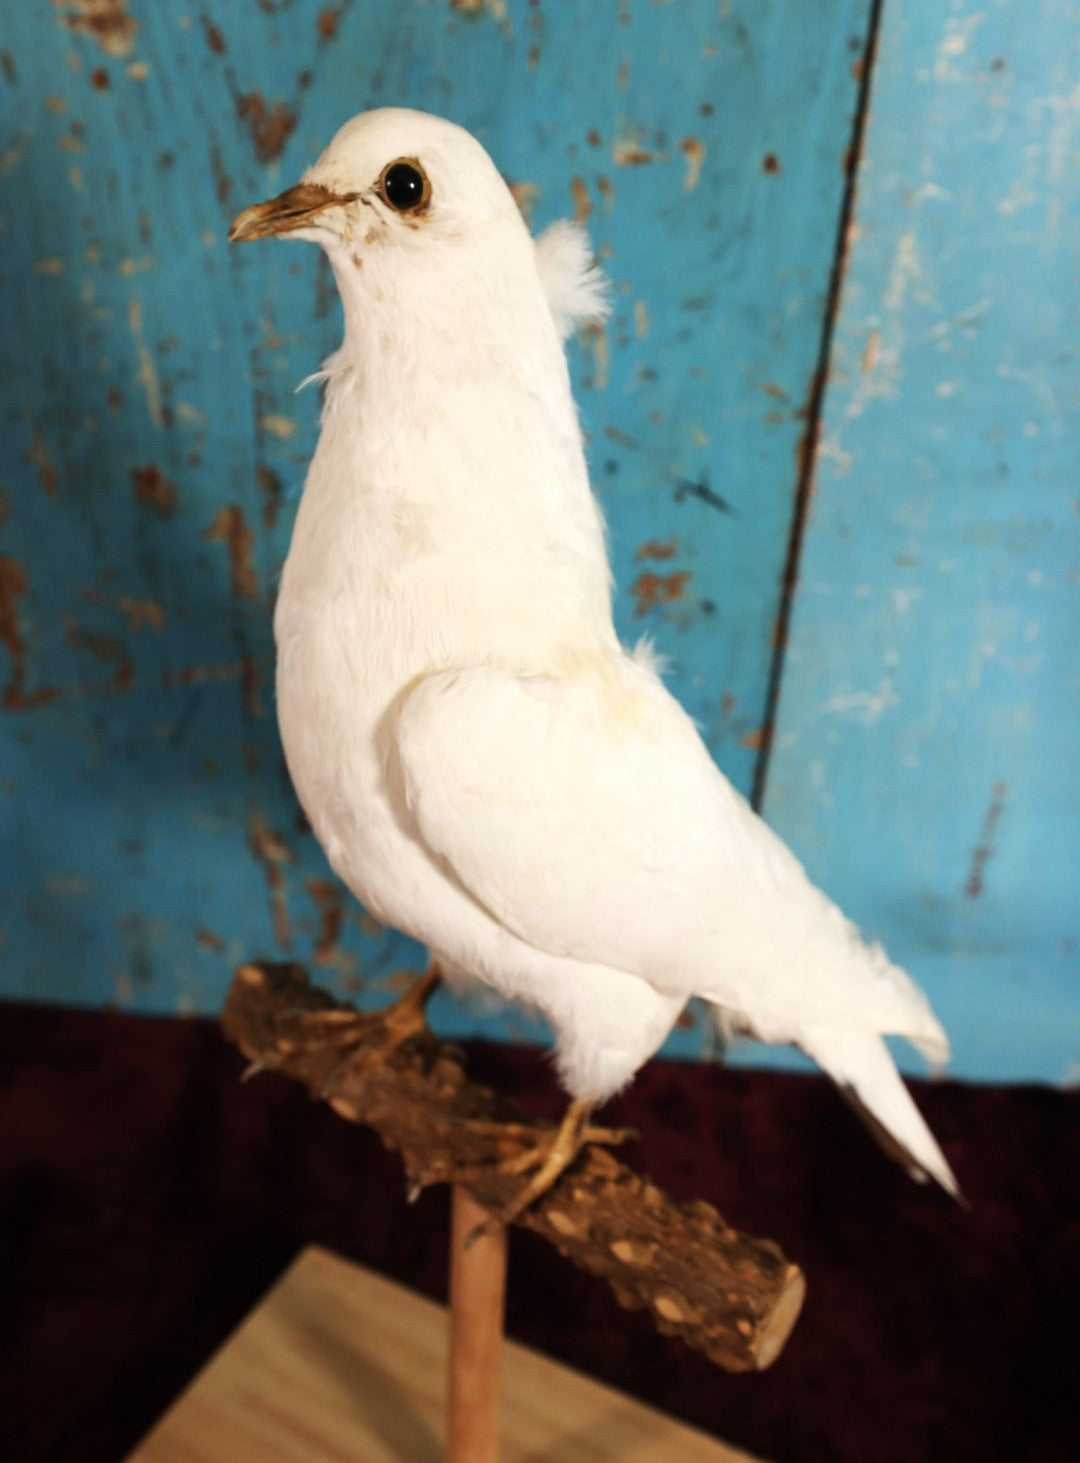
228, 182, 355, 243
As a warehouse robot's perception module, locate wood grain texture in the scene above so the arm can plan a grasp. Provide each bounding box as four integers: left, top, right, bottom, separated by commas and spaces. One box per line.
0, 0, 871, 1067
763, 1, 1080, 1081
127, 1246, 764, 1463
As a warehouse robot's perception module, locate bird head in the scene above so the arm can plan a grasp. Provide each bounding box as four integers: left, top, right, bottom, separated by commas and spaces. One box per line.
228, 107, 606, 393
229, 106, 529, 261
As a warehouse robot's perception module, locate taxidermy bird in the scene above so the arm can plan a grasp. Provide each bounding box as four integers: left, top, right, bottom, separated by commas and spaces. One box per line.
229, 107, 959, 1218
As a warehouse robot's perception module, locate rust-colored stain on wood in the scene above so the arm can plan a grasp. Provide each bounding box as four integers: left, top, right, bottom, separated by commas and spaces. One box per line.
204, 506, 258, 600
0, 556, 29, 697
613, 139, 656, 166
65, 620, 133, 692
450, 0, 509, 19
209, 142, 232, 207
27, 431, 58, 497
0, 554, 56, 711
247, 808, 294, 949
131, 464, 177, 517
307, 877, 345, 965
257, 464, 284, 530
202, 18, 227, 55
240, 654, 264, 719
112, 596, 165, 631
247, 808, 293, 870
582, 320, 609, 390
630, 569, 691, 617
56, 0, 137, 58
235, 91, 298, 164
507, 179, 539, 223
679, 136, 706, 191
571, 175, 591, 222
317, 6, 343, 40
635, 537, 679, 562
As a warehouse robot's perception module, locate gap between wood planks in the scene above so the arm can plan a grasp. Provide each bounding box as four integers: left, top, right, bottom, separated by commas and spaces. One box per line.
750, 0, 886, 813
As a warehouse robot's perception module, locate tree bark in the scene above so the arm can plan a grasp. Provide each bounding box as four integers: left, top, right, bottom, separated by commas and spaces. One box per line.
223, 962, 805, 1373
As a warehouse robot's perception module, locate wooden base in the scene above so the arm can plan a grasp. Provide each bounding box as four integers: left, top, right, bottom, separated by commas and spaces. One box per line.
128, 1246, 764, 1462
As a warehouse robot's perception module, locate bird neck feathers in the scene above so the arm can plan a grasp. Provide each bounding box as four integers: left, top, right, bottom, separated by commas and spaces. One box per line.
288, 224, 617, 657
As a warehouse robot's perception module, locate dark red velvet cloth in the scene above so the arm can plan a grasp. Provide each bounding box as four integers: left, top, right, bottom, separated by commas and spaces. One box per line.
1, 1001, 1077, 1462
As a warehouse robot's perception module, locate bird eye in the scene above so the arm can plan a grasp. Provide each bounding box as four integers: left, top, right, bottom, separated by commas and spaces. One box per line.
378, 158, 431, 214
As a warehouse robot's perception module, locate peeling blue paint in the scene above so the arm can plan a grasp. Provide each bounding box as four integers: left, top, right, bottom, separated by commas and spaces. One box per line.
764, 0, 1080, 1082
5, 2, 1071, 1084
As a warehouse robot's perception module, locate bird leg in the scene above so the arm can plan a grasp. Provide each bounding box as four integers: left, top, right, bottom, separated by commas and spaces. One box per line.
451, 1114, 636, 1166
465, 1096, 629, 1238
371, 965, 442, 1048
276, 966, 441, 1096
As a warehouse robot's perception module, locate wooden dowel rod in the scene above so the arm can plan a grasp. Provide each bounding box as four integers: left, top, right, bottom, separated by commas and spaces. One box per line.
446, 1186, 507, 1463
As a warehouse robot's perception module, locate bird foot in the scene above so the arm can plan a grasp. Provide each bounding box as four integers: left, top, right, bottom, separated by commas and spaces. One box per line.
288, 967, 441, 1098
454, 1116, 635, 1169
463, 1098, 632, 1242
240, 1051, 284, 1082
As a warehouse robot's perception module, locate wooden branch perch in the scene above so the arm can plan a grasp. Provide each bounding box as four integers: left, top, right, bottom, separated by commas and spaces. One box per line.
223, 962, 805, 1373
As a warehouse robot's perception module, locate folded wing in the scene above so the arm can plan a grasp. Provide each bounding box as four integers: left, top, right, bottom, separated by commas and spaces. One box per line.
393, 653, 946, 1052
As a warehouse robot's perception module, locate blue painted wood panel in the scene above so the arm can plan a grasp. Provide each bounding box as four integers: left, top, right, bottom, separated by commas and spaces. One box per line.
0, 2, 870, 1050
764, 1, 1080, 1081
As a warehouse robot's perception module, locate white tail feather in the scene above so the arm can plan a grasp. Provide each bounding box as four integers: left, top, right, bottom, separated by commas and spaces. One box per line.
800, 1029, 961, 1199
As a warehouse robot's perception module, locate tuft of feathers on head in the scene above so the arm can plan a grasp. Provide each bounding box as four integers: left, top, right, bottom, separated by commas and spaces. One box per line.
534, 219, 611, 340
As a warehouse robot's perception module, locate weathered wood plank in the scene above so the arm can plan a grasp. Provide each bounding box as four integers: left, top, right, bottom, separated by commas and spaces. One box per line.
763, 1, 1080, 1080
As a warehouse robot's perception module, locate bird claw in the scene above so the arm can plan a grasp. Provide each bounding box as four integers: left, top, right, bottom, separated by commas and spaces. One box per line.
583, 1122, 638, 1148
453, 1116, 635, 1153
241, 1052, 283, 1082
284, 968, 441, 1099
458, 1098, 633, 1236
319, 1042, 370, 1099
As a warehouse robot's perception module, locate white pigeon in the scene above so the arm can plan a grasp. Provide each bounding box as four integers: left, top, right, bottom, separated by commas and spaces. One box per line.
230, 107, 959, 1213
